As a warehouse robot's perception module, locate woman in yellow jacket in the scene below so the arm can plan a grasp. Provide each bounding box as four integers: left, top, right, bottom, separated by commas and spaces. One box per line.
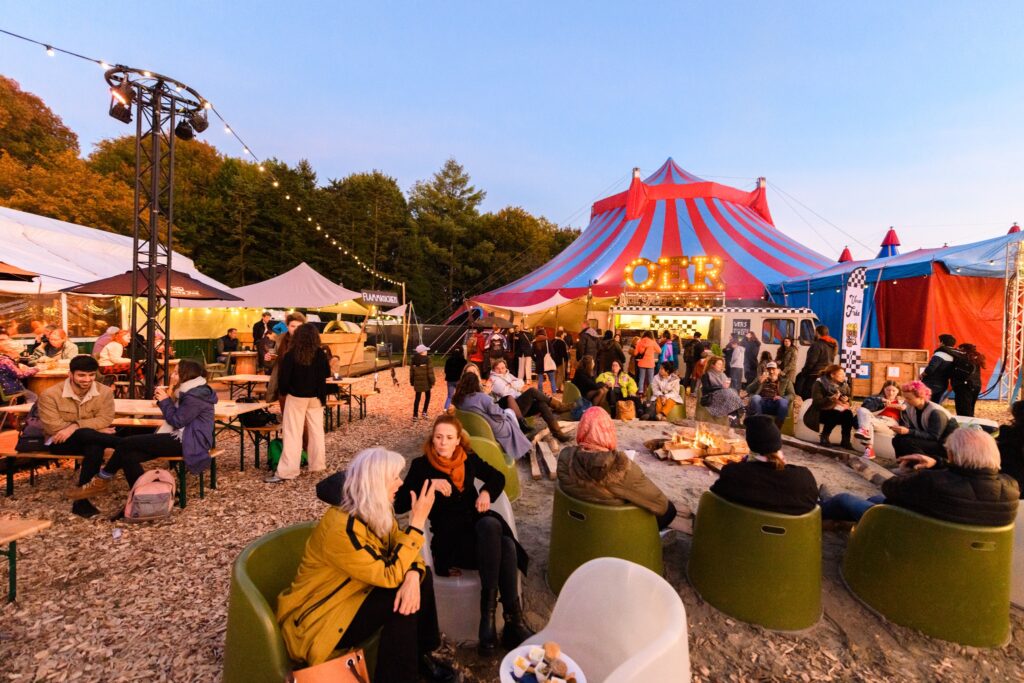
276, 448, 456, 683
595, 359, 641, 417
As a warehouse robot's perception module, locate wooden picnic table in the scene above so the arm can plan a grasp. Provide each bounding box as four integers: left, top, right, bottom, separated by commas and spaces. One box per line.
214, 374, 270, 399
1, 399, 269, 471
1, 518, 52, 602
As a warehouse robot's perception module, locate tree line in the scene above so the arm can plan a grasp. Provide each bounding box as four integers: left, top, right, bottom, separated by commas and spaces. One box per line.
0, 76, 579, 320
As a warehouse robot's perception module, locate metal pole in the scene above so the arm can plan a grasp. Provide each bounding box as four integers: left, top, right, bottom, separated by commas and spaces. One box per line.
401, 282, 408, 367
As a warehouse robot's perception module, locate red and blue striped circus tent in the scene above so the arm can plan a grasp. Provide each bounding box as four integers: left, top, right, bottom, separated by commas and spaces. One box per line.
472, 158, 832, 310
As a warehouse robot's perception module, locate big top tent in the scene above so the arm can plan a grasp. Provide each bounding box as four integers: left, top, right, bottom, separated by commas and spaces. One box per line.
471, 158, 832, 312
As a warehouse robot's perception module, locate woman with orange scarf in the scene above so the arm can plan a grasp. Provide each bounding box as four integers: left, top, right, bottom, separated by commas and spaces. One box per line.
395, 415, 532, 653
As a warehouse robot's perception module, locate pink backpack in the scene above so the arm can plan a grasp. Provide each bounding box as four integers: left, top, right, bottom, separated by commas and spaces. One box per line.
124, 469, 177, 522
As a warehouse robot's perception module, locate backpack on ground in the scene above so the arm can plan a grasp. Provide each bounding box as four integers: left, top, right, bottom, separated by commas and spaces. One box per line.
124, 469, 176, 522
266, 438, 308, 471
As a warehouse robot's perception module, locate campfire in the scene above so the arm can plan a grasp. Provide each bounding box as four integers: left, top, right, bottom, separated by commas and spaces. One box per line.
659, 422, 749, 470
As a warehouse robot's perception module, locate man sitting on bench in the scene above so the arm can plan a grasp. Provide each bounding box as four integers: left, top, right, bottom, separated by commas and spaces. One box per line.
70, 359, 217, 504
37, 355, 119, 518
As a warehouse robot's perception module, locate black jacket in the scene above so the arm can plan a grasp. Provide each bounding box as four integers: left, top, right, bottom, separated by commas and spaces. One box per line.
597, 338, 624, 374
922, 345, 966, 395
801, 336, 837, 376
551, 337, 569, 366
996, 424, 1024, 497
881, 465, 1020, 526
742, 338, 761, 379
394, 453, 527, 576
443, 354, 467, 382
252, 320, 270, 344
572, 370, 601, 396
576, 331, 599, 362
513, 331, 533, 356
710, 459, 819, 516
277, 348, 330, 403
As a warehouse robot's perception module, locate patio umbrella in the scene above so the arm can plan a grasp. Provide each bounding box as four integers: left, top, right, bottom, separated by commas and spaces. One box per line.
472, 315, 513, 329
62, 265, 241, 300
0, 261, 38, 282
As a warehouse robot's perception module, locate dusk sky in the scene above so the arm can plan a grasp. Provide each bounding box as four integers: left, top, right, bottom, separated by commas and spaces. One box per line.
2, 2, 1022, 260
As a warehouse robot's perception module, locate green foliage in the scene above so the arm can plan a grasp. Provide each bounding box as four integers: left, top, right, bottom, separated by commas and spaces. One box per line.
0, 77, 581, 320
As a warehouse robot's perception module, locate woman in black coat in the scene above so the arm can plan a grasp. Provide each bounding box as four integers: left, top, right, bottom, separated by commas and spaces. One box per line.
395, 415, 532, 653
996, 400, 1024, 495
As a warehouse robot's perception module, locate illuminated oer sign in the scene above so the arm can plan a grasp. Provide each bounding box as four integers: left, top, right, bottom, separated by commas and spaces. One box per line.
623, 256, 725, 292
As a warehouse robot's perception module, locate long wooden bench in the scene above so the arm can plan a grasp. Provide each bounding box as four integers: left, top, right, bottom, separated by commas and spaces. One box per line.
1, 518, 52, 602
0, 448, 222, 508
241, 425, 279, 470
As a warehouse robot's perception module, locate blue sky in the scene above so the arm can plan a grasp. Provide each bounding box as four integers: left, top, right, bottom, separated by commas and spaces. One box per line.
2, 2, 1022, 260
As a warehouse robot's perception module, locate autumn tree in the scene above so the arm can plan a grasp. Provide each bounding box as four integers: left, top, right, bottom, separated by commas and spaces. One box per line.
0, 76, 78, 165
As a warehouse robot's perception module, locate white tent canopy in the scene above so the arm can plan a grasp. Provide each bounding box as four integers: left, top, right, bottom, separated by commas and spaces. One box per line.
177, 262, 366, 315
0, 206, 233, 298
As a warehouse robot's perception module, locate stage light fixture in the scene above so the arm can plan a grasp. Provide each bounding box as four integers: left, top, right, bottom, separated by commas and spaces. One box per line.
108, 80, 134, 123
188, 109, 209, 132
174, 120, 195, 140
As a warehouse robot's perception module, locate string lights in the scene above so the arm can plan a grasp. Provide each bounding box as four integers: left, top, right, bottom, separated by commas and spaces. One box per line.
0, 27, 404, 289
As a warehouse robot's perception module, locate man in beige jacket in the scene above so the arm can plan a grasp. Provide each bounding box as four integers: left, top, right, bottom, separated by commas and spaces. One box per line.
37, 355, 119, 517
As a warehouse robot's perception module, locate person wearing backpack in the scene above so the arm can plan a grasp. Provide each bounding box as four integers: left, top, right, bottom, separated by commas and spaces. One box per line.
70, 359, 217, 500
952, 343, 984, 417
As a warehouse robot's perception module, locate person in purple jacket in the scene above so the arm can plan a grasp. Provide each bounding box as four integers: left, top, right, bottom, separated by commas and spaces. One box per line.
70, 359, 217, 499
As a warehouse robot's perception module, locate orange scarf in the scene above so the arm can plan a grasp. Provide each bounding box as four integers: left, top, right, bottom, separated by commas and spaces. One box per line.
425, 443, 468, 492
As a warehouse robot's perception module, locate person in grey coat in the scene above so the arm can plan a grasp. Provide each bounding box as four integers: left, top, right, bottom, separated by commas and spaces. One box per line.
452, 372, 532, 460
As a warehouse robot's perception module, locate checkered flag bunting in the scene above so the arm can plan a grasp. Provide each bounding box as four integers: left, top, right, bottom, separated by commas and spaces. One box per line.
841, 348, 861, 376
847, 266, 867, 289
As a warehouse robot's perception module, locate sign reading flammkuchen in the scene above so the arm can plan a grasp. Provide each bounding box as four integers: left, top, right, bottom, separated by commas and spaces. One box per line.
361, 290, 400, 307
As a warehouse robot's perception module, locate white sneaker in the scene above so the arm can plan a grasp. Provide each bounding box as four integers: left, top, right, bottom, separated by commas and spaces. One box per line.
854, 427, 871, 441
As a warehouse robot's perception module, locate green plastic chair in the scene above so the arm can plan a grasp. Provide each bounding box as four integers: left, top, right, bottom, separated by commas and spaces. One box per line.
561, 381, 581, 409
455, 408, 498, 442
223, 522, 378, 683
842, 505, 1014, 647
469, 435, 521, 503
666, 401, 687, 422
693, 385, 729, 426
687, 492, 822, 631
781, 400, 796, 436
547, 483, 664, 594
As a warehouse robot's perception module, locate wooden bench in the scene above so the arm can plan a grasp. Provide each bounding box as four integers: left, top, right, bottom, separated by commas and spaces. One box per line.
1, 518, 52, 602
350, 390, 372, 420
241, 425, 279, 470
0, 448, 222, 509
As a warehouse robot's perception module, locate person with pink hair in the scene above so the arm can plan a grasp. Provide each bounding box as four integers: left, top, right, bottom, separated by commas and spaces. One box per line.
556, 407, 677, 529
891, 380, 955, 461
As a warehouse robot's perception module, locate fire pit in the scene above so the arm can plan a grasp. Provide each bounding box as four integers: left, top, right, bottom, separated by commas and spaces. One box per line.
658, 422, 749, 470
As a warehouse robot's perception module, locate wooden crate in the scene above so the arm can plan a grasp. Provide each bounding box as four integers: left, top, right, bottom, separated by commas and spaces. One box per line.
852, 348, 930, 396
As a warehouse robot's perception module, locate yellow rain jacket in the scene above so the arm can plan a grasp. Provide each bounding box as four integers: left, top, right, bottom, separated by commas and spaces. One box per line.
276, 507, 427, 665
595, 371, 639, 398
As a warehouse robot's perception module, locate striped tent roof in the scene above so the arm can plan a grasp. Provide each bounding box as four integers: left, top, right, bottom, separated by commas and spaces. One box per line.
474, 158, 832, 308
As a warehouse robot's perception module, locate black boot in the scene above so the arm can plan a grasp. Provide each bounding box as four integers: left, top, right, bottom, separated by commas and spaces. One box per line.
500, 596, 535, 649
419, 653, 457, 682
71, 499, 100, 518
478, 588, 499, 653
818, 427, 834, 446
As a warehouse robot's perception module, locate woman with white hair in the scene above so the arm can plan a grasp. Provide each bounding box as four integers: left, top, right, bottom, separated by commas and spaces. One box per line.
820, 428, 1020, 524
276, 448, 457, 682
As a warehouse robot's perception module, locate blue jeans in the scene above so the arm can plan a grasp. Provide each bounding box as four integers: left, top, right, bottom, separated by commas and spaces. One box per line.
536, 370, 557, 395
748, 395, 790, 423
443, 381, 457, 410
820, 493, 885, 522
637, 367, 656, 394
728, 367, 744, 389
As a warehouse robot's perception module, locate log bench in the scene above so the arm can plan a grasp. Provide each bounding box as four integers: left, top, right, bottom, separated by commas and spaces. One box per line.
0, 448, 222, 508
1, 518, 52, 602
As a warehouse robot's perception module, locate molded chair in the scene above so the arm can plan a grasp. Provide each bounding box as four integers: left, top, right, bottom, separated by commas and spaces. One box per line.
547, 484, 663, 594
523, 558, 691, 682
687, 492, 822, 630
666, 401, 687, 423
693, 385, 729, 426
781, 399, 796, 437
1013, 506, 1024, 610
455, 408, 498, 442
223, 522, 378, 683
469, 435, 521, 502
842, 505, 1014, 647
561, 381, 581, 410
423, 487, 518, 643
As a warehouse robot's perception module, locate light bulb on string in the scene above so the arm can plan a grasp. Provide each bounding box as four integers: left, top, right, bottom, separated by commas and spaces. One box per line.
258, 165, 265, 172
142, 71, 151, 77
99, 61, 109, 69
285, 194, 290, 199
45, 45, 54, 56
224, 125, 231, 133
272, 181, 279, 187
243, 147, 250, 155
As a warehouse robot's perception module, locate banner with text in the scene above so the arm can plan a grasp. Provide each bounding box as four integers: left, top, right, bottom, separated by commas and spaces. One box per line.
840, 267, 868, 377
361, 290, 400, 307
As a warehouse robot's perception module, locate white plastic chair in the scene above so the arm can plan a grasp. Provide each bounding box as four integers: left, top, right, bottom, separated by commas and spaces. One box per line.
1012, 505, 1024, 609
422, 484, 519, 643
522, 558, 691, 683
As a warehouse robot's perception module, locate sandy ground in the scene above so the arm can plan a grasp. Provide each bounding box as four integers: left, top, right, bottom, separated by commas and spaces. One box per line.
1, 371, 1021, 682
